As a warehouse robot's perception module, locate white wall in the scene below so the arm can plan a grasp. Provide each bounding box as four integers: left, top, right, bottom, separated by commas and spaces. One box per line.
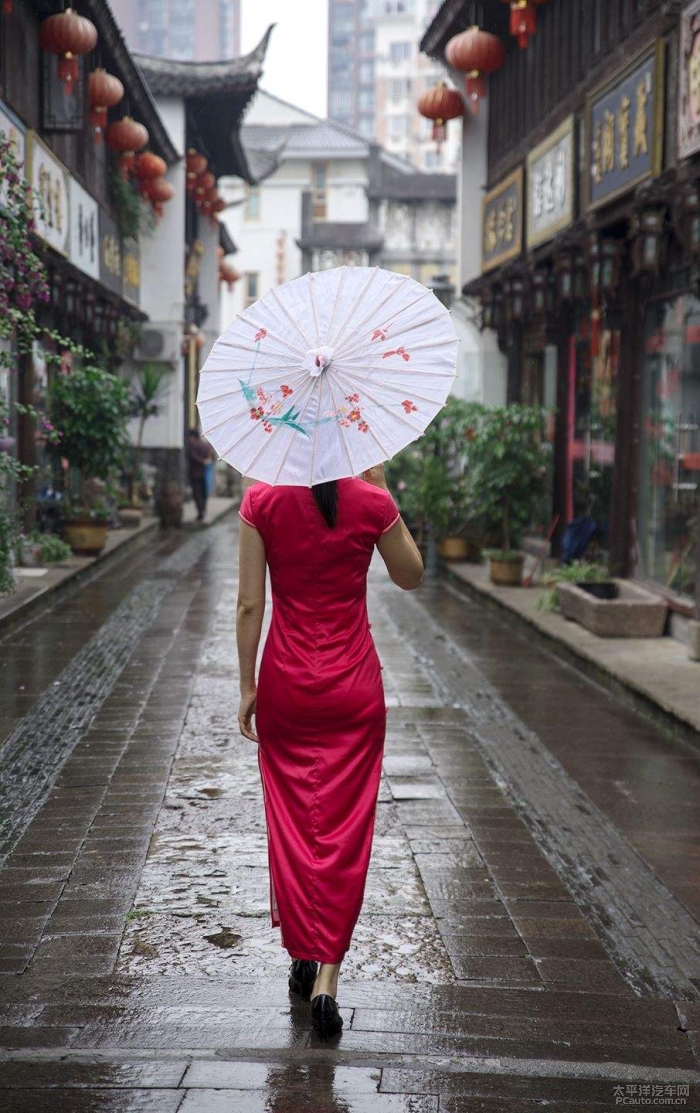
451, 84, 507, 406
327, 158, 369, 222
133, 96, 186, 451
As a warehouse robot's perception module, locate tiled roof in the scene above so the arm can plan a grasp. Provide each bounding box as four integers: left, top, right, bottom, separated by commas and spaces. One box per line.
133, 27, 272, 97
242, 119, 369, 158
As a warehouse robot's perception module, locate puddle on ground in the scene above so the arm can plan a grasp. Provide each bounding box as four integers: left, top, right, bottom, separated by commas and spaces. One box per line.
117, 579, 454, 983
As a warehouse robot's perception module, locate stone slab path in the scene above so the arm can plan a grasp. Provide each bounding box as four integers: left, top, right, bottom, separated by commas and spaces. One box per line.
0, 517, 699, 1110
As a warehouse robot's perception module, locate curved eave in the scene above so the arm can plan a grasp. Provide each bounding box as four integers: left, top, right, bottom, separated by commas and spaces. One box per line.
420, 0, 508, 60
133, 27, 273, 97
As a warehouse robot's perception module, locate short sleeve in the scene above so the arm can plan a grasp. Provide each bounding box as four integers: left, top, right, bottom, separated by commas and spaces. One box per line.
380, 490, 401, 534
238, 484, 257, 528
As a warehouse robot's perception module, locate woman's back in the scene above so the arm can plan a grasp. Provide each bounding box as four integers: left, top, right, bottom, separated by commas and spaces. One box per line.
239, 478, 399, 675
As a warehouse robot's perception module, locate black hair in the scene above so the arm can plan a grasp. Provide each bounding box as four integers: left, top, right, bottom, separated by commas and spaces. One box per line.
312, 480, 338, 527
187, 427, 200, 437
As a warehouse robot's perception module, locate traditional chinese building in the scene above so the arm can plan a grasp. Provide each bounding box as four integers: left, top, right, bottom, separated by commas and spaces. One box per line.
423, 0, 700, 628
1, 0, 177, 505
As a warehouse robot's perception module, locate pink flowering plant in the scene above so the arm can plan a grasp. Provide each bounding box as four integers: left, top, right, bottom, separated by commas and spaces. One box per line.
0, 138, 87, 593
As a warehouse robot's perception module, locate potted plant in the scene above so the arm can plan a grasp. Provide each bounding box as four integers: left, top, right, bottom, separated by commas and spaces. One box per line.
48, 364, 130, 557
464, 404, 547, 586
16, 530, 72, 568
124, 361, 169, 518
386, 396, 478, 562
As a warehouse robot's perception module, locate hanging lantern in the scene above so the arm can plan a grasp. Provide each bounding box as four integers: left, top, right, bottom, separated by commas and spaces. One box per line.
194, 170, 216, 207
500, 0, 548, 50
211, 197, 227, 216
106, 117, 149, 178
445, 26, 505, 115
88, 69, 124, 142
144, 176, 175, 219
39, 8, 97, 95
417, 82, 463, 150
219, 262, 241, 291
186, 150, 208, 195
134, 152, 167, 196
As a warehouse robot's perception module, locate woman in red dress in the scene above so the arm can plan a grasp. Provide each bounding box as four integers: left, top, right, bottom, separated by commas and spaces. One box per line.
236, 466, 424, 1037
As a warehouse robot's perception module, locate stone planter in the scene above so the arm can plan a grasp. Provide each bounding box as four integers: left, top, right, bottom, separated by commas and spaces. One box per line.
63, 519, 108, 557
558, 579, 667, 638
688, 619, 700, 662
489, 553, 525, 586
439, 537, 468, 561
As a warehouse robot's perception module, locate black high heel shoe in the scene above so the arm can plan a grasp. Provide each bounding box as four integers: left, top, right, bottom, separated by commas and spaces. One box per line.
288, 959, 318, 1001
311, 993, 343, 1039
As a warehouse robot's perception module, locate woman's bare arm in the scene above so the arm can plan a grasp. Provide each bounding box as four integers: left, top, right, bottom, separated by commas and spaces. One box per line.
237, 520, 267, 741
364, 465, 424, 591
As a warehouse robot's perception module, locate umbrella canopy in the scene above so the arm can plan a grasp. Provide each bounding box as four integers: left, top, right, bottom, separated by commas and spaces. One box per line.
196, 265, 458, 486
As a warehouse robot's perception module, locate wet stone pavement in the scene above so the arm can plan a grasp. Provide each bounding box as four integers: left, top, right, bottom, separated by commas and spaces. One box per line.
0, 514, 699, 1111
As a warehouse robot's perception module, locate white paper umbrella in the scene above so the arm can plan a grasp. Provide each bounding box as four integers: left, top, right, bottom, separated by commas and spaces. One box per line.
196, 265, 458, 486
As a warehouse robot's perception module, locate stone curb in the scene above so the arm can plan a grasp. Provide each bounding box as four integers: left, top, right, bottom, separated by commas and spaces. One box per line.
443, 563, 700, 748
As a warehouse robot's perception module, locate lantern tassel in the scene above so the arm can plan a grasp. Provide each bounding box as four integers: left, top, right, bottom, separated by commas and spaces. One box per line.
432, 120, 446, 149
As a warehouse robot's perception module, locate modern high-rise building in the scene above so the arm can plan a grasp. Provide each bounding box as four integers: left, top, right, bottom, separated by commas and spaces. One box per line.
327, 0, 376, 137
110, 0, 241, 61
327, 0, 459, 173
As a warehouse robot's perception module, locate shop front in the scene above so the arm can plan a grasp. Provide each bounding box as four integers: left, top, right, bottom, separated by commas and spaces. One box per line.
638, 276, 700, 599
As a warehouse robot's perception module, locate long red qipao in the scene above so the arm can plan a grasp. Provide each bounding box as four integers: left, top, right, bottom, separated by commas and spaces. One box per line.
239, 478, 400, 963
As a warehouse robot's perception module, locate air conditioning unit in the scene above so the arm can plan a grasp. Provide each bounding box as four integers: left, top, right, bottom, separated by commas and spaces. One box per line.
134, 325, 181, 366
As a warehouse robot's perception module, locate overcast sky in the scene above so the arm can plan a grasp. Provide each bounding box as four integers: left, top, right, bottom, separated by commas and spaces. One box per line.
241, 0, 329, 118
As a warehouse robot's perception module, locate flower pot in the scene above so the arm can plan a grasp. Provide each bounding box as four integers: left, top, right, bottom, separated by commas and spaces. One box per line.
118, 508, 142, 529
439, 537, 468, 561
19, 540, 44, 568
63, 519, 108, 557
489, 553, 525, 586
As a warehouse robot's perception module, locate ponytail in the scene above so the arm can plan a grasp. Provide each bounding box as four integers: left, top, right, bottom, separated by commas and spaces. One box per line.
312, 480, 338, 527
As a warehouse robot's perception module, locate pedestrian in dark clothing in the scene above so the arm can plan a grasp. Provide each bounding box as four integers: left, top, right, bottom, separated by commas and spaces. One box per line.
187, 428, 212, 522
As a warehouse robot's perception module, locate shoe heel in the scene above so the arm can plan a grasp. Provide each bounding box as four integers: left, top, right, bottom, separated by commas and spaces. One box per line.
311, 993, 343, 1040
288, 960, 317, 1001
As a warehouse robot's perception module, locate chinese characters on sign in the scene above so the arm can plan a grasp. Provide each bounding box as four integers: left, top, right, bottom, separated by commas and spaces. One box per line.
27, 132, 69, 256
0, 101, 26, 213
527, 116, 574, 249
122, 239, 141, 306
69, 180, 99, 281
482, 168, 523, 273
185, 240, 205, 299
98, 210, 123, 296
587, 44, 664, 210
679, 2, 700, 159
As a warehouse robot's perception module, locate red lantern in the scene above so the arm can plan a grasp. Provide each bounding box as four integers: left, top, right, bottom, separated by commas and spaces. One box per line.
219, 262, 241, 291
3, 2, 13, 14
211, 197, 227, 216
145, 176, 175, 218
194, 170, 216, 206
446, 26, 505, 115
500, 0, 548, 49
88, 69, 124, 142
134, 152, 167, 196
186, 150, 207, 195
417, 83, 463, 150
106, 117, 149, 178
39, 8, 97, 95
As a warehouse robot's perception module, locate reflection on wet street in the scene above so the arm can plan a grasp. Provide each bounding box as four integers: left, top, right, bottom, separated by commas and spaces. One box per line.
0, 516, 699, 1110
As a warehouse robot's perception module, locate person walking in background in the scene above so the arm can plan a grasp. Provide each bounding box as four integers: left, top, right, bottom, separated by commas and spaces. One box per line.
187, 427, 212, 522
236, 466, 424, 1038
